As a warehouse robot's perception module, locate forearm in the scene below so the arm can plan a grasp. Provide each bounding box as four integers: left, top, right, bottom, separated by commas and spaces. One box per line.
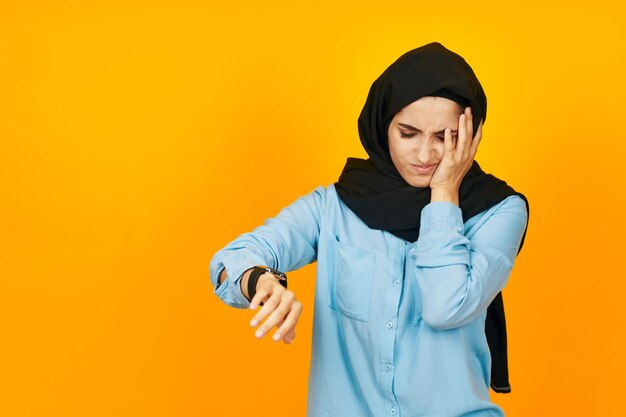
411, 196, 527, 330
412, 239, 514, 329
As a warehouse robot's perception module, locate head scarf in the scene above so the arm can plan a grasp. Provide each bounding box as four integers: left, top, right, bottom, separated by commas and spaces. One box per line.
334, 42, 529, 393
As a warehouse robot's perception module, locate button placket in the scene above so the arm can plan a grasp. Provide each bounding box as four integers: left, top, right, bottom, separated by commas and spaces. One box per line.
392, 240, 404, 288
380, 239, 403, 417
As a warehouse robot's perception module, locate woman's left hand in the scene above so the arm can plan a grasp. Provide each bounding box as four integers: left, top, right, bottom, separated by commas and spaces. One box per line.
429, 106, 483, 193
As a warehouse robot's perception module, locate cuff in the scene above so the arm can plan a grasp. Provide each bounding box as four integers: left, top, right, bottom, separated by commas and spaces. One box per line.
210, 254, 265, 308
419, 201, 464, 234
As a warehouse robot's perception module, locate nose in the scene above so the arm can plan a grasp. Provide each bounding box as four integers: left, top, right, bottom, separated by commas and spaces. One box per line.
415, 137, 435, 164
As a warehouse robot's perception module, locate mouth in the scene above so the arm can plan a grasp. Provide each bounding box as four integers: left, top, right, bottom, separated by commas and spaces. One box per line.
409, 163, 436, 174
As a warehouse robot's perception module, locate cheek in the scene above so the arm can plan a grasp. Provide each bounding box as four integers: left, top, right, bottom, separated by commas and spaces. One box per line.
388, 134, 405, 160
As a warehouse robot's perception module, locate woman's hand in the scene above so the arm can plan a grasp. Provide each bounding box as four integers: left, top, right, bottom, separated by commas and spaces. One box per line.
429, 107, 483, 194
248, 273, 303, 344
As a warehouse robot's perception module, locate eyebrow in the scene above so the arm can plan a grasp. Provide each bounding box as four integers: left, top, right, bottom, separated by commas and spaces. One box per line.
398, 123, 457, 135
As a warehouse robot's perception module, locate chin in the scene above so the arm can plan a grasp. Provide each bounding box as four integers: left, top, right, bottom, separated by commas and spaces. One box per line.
397, 167, 434, 188
406, 176, 432, 188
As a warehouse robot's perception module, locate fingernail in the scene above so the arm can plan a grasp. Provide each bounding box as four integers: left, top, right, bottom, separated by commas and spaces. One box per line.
272, 333, 281, 341
255, 329, 264, 338
249, 304, 256, 310
250, 319, 258, 327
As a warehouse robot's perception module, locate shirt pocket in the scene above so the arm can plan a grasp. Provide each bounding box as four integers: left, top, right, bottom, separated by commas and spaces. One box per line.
327, 233, 376, 322
409, 281, 423, 326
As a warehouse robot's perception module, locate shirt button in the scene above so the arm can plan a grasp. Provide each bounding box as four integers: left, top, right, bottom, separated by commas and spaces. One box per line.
393, 280, 400, 286
391, 408, 397, 415
386, 321, 393, 329
384, 364, 392, 372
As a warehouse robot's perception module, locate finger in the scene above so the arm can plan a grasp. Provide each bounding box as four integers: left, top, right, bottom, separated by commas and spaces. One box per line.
444, 127, 454, 157
283, 327, 296, 344
470, 119, 484, 156
250, 272, 281, 310
463, 107, 474, 159
465, 106, 473, 140
255, 291, 294, 338
273, 301, 303, 342
273, 318, 286, 338
455, 112, 469, 160
466, 107, 473, 137
251, 272, 282, 309
250, 287, 283, 329
249, 286, 270, 310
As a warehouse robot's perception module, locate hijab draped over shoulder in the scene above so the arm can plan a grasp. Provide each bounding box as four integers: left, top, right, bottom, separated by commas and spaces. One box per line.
334, 42, 529, 393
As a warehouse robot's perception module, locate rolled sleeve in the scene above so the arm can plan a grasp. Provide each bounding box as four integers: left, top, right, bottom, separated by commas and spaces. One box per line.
210, 250, 266, 309
209, 185, 326, 309
414, 202, 469, 268
420, 201, 464, 233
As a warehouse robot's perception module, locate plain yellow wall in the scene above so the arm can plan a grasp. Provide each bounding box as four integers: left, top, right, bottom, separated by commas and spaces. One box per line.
2, 1, 625, 416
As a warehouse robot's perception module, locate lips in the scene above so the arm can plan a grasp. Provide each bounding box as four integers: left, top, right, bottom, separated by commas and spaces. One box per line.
409, 163, 436, 174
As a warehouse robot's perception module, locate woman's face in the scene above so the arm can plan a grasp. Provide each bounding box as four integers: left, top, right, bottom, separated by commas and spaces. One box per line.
387, 96, 463, 187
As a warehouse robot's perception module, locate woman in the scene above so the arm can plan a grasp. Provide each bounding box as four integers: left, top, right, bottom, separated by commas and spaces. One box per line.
210, 42, 529, 417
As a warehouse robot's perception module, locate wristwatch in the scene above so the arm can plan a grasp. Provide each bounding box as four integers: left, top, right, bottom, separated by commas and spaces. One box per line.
247, 265, 288, 302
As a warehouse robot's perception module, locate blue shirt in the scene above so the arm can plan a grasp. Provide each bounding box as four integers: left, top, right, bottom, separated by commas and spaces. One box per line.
209, 184, 528, 417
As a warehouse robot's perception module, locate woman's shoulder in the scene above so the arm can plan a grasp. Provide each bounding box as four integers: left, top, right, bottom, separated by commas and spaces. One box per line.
464, 194, 528, 233
280, 184, 341, 218
299, 183, 339, 203
493, 194, 528, 220
473, 194, 527, 218
315, 182, 338, 194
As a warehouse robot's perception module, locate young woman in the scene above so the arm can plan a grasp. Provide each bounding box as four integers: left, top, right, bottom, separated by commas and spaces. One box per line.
210, 42, 529, 417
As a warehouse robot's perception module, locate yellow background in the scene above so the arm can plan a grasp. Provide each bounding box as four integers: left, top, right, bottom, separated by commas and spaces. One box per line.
1, 1, 625, 416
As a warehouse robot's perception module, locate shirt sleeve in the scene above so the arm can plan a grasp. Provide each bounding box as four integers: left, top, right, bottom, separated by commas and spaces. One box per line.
408, 195, 528, 330
209, 185, 326, 309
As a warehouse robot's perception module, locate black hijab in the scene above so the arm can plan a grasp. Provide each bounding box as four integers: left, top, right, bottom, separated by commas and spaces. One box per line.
334, 42, 529, 393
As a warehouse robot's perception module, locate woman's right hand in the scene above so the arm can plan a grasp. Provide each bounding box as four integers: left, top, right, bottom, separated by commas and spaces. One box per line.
248, 273, 303, 344
429, 106, 483, 195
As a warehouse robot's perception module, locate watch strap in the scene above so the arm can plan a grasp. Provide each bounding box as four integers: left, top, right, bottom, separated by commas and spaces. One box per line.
247, 266, 288, 303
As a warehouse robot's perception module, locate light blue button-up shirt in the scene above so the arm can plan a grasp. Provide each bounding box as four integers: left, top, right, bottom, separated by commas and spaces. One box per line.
209, 184, 528, 417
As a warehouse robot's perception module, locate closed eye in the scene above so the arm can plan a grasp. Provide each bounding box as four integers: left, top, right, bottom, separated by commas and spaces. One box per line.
398, 124, 458, 141
400, 132, 451, 141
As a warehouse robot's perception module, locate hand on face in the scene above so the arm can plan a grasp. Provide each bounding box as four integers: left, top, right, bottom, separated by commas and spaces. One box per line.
429, 107, 483, 192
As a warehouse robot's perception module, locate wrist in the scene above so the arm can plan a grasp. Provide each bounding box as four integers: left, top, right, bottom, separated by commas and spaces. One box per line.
246, 266, 288, 303
430, 187, 459, 206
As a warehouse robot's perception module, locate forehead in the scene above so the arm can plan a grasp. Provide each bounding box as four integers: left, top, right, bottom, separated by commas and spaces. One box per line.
395, 96, 461, 127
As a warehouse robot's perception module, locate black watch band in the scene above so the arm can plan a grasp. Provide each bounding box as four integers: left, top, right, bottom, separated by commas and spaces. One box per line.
247, 265, 288, 302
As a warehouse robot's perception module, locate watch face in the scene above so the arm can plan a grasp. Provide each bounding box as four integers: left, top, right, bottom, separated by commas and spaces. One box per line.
266, 267, 286, 279
256, 266, 286, 279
